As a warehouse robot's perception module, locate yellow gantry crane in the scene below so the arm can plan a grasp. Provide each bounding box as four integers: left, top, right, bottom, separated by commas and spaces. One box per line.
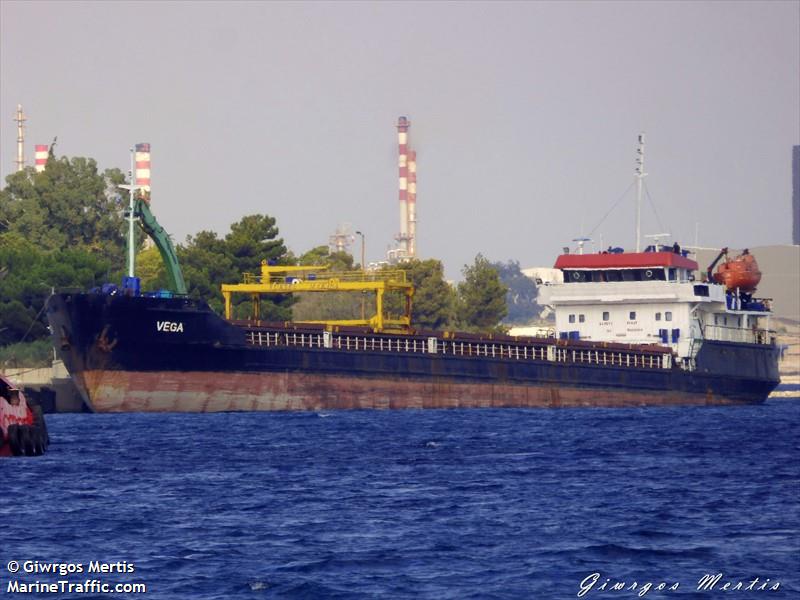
221, 262, 414, 332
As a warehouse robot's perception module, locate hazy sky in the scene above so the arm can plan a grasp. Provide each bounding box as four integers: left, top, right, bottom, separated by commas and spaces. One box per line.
2, 1, 798, 279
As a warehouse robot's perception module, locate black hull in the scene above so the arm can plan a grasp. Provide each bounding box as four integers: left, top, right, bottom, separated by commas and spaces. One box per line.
46, 293, 781, 412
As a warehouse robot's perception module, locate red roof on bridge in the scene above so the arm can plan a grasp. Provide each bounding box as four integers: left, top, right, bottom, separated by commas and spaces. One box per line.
554, 251, 698, 270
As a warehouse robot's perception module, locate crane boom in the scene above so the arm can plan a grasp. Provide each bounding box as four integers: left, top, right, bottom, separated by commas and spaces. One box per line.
135, 199, 187, 295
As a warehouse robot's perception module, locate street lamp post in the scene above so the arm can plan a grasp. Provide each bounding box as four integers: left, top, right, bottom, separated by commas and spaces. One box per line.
355, 230, 366, 321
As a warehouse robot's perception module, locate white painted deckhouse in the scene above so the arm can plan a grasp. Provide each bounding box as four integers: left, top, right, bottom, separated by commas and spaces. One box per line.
538, 245, 774, 371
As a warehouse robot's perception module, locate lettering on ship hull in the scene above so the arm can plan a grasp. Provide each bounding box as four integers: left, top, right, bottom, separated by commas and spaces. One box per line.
156, 321, 184, 333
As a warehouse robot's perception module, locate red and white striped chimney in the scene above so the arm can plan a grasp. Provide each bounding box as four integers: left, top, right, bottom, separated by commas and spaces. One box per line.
396, 117, 410, 255
407, 149, 417, 257
135, 143, 151, 202
34, 145, 48, 172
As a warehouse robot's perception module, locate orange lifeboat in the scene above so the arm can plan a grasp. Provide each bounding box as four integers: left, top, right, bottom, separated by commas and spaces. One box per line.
712, 249, 761, 293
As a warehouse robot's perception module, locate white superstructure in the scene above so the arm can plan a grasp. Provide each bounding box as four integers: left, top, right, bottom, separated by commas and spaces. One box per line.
538, 246, 773, 369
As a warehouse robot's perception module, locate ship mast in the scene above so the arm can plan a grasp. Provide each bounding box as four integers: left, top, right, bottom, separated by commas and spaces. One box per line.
118, 148, 138, 277
129, 149, 136, 276
635, 133, 646, 252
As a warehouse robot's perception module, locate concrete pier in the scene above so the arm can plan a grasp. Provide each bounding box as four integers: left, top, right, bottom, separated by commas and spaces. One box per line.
1, 361, 86, 412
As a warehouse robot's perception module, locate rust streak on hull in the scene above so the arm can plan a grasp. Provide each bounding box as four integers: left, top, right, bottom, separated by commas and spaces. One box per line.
80, 369, 750, 413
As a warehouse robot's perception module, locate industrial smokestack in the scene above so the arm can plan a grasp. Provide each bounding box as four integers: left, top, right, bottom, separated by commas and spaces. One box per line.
135, 143, 151, 202
396, 116, 410, 256
407, 149, 417, 257
34, 145, 48, 172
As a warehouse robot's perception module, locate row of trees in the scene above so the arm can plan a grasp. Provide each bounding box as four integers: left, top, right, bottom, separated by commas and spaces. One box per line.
288, 251, 513, 332
285, 251, 540, 330
137, 214, 293, 318
140, 238, 514, 332
1, 156, 127, 351
1, 153, 539, 361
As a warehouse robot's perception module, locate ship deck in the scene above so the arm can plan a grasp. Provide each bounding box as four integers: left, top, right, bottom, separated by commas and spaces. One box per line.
231, 320, 675, 371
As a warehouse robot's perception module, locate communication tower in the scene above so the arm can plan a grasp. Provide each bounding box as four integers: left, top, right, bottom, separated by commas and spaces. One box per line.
14, 104, 26, 172
329, 223, 354, 254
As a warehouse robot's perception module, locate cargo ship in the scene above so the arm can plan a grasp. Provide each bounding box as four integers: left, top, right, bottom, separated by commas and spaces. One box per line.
45, 243, 780, 412
43, 139, 780, 412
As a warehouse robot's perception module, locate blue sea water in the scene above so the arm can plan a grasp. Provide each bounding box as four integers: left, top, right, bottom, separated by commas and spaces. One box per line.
2, 400, 799, 599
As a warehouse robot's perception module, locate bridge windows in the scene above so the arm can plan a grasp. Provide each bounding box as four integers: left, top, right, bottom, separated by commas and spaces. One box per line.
642, 269, 665, 281
602, 311, 610, 321
665, 311, 672, 321
655, 312, 662, 321
569, 314, 576, 323
563, 268, 670, 283
568, 271, 589, 282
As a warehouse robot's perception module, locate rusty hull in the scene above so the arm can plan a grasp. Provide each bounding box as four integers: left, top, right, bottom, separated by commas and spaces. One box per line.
47, 292, 778, 412
78, 369, 749, 413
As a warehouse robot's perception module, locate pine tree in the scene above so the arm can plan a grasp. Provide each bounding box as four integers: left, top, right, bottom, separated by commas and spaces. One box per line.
456, 254, 508, 331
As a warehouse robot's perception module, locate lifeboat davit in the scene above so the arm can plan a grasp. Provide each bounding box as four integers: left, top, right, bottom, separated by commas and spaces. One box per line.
712, 249, 762, 293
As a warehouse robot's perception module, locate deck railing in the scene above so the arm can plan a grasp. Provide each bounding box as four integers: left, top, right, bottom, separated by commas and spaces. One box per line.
243, 328, 673, 370
242, 270, 408, 285
703, 325, 772, 345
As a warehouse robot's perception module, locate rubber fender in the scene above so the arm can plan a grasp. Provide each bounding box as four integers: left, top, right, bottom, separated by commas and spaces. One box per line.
21, 426, 36, 456
31, 404, 49, 449
31, 428, 45, 456
7, 425, 23, 457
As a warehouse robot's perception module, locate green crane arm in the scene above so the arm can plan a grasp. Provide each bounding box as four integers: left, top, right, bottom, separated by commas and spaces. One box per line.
135, 199, 188, 295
